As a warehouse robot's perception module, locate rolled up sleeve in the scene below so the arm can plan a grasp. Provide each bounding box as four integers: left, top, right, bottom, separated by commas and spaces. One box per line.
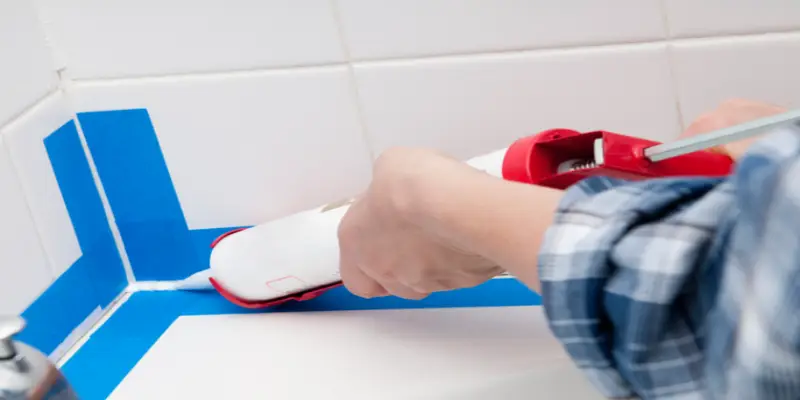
538, 126, 800, 399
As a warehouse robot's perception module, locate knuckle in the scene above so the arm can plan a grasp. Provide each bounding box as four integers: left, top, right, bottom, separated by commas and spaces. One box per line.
381, 279, 429, 300
406, 280, 439, 293
699, 111, 724, 124
374, 147, 411, 171
695, 111, 715, 122
692, 112, 726, 131
336, 219, 353, 241
399, 272, 431, 289
396, 290, 428, 300
684, 114, 711, 131
343, 280, 381, 298
375, 268, 396, 281
337, 218, 362, 247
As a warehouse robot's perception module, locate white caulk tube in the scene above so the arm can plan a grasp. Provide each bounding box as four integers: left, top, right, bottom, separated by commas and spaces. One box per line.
206, 148, 509, 304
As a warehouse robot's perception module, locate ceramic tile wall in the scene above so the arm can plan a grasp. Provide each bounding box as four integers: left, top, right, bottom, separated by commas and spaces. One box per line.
0, 0, 58, 127
33, 0, 346, 79
0, 0, 126, 357
30, 0, 800, 241
69, 69, 372, 230
2, 91, 130, 357
0, 0, 131, 357
0, 0, 60, 316
4, 0, 800, 352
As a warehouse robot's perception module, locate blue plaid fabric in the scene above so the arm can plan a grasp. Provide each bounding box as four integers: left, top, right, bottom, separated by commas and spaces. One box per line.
538, 125, 800, 399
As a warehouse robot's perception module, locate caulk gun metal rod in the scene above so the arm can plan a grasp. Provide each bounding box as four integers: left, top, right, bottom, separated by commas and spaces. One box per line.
644, 109, 800, 162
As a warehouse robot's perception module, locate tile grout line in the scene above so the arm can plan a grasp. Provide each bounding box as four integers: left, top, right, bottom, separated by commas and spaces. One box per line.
334, 28, 800, 66
0, 88, 67, 280
0, 87, 131, 365
56, 289, 132, 367
658, 0, 689, 135
0, 83, 60, 133
70, 59, 348, 85
59, 70, 137, 284
329, 0, 377, 163
0, 86, 135, 364
66, 29, 800, 86
48, 306, 104, 362
669, 25, 800, 43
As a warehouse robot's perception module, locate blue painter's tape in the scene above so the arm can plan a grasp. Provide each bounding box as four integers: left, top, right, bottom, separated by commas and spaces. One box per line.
61, 292, 186, 400
81, 236, 127, 306
19, 257, 100, 356
78, 109, 200, 280
44, 121, 127, 305
19, 121, 128, 355
63, 278, 540, 400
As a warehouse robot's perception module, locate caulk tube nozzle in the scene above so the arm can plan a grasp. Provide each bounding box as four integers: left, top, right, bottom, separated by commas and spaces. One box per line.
174, 268, 215, 290
464, 147, 508, 178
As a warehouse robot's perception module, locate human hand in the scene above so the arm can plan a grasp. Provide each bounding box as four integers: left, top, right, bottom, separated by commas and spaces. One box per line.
679, 98, 787, 160
337, 147, 504, 300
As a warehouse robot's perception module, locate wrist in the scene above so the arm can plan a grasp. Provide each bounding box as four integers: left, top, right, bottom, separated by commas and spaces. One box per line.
403, 157, 563, 292
398, 153, 487, 235
447, 181, 562, 292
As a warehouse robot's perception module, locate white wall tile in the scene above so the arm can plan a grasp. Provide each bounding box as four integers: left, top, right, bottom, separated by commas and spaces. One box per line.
354, 44, 681, 161
72, 67, 373, 229
336, 0, 666, 60
664, 0, 800, 38
0, 138, 54, 315
0, 0, 58, 127
34, 0, 345, 80
670, 34, 800, 125
4, 92, 83, 276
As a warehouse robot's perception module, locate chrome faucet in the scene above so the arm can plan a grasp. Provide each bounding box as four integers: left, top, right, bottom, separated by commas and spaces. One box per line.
0, 316, 78, 399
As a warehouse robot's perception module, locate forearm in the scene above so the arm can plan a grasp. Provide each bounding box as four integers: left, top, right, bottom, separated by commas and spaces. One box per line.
406, 160, 563, 293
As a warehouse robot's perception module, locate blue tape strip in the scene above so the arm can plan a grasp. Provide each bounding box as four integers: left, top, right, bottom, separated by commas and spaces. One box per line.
19, 121, 127, 355
78, 109, 201, 280
45, 120, 127, 305
62, 278, 541, 399
19, 257, 101, 356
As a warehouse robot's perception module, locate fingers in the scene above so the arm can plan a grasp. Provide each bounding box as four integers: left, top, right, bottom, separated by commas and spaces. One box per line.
681, 112, 731, 146
339, 229, 386, 298
338, 213, 387, 299
340, 260, 429, 300
339, 255, 387, 298
680, 112, 714, 137
681, 99, 790, 160
394, 266, 501, 296
403, 278, 451, 294
377, 279, 429, 300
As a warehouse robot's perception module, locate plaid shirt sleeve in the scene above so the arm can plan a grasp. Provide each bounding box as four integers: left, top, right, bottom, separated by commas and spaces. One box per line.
538, 124, 800, 399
